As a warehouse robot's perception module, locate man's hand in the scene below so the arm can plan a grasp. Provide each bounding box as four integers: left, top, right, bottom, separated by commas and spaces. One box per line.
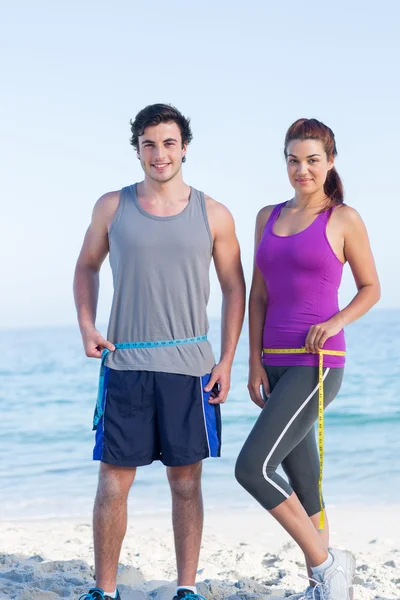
81, 327, 116, 359
204, 360, 231, 404
248, 360, 270, 408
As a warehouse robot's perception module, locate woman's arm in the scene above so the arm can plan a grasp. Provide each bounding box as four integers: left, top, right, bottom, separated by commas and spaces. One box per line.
248, 206, 274, 407
305, 206, 381, 353
339, 206, 381, 323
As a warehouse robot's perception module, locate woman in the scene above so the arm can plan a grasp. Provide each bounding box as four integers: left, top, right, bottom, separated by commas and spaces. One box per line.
235, 118, 380, 600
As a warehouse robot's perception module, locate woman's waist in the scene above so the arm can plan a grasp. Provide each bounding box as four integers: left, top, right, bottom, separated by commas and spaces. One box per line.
265, 304, 341, 332
263, 325, 346, 351
262, 327, 345, 367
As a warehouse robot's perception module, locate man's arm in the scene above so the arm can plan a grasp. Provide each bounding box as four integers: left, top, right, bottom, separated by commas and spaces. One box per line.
73, 191, 120, 358
204, 196, 246, 403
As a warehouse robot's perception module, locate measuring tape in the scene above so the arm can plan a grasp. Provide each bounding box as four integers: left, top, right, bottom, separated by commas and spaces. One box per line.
92, 335, 208, 430
262, 347, 346, 531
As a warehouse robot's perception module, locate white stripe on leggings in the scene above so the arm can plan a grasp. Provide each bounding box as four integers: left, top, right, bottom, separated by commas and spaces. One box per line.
262, 368, 330, 498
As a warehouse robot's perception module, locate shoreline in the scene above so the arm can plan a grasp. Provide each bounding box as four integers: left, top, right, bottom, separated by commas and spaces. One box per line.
1, 505, 399, 599
3, 497, 400, 521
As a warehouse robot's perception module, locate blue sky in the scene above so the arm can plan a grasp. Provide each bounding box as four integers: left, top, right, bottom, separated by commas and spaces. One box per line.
1, 1, 399, 328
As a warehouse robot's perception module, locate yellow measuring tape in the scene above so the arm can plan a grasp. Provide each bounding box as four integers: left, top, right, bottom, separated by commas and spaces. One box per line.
262, 347, 346, 531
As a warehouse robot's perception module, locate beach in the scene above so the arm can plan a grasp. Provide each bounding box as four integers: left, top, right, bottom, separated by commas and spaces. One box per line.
1, 505, 399, 599
1, 313, 399, 599
2, 0, 399, 596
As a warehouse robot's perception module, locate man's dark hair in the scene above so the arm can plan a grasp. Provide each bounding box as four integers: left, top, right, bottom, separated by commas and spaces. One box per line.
130, 103, 193, 162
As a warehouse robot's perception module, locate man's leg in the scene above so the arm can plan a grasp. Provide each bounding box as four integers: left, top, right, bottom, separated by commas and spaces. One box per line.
167, 461, 203, 586
93, 462, 136, 592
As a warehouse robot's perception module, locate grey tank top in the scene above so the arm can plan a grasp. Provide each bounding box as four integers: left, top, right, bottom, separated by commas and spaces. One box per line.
105, 183, 216, 376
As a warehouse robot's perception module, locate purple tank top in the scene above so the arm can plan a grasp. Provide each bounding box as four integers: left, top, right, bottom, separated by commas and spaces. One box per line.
256, 202, 346, 368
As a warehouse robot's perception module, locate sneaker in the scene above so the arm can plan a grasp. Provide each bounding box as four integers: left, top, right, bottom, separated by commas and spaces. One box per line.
298, 585, 320, 599
78, 588, 121, 600
172, 590, 206, 600
312, 548, 356, 600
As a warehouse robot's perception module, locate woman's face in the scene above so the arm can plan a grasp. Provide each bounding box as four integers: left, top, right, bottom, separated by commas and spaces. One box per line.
286, 139, 334, 196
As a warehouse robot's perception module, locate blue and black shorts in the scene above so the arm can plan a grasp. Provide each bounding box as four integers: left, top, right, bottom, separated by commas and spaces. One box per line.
93, 369, 222, 467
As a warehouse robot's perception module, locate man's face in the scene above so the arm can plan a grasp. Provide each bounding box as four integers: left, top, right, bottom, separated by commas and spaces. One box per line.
137, 121, 187, 183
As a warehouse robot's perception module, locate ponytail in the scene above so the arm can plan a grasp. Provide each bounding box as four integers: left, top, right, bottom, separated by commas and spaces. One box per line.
325, 166, 344, 205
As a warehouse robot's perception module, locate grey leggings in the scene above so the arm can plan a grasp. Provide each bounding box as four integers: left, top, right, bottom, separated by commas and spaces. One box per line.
235, 365, 344, 516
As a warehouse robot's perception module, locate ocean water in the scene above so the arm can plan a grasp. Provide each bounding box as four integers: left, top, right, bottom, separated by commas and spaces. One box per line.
1, 310, 399, 520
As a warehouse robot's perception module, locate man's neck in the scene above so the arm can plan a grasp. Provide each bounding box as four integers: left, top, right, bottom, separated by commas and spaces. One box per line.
139, 174, 189, 204
136, 176, 192, 217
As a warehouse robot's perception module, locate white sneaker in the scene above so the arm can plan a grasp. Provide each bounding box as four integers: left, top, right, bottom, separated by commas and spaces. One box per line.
300, 585, 320, 599
313, 548, 356, 600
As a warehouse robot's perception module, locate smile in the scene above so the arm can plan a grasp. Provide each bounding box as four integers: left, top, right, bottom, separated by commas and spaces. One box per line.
152, 163, 171, 169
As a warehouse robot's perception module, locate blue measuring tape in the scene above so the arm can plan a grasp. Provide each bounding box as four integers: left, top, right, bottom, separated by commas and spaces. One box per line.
92, 335, 208, 430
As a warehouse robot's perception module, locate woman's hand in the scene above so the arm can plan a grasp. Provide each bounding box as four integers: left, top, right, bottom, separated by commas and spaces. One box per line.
304, 314, 344, 353
248, 360, 271, 408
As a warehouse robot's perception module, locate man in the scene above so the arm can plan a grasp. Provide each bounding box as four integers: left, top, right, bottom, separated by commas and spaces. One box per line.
73, 104, 246, 600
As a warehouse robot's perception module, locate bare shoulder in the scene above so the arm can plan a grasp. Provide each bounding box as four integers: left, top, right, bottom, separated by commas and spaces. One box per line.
255, 204, 277, 234
331, 204, 366, 233
204, 194, 234, 222
94, 190, 121, 217
257, 204, 276, 222
204, 194, 236, 241
92, 190, 121, 230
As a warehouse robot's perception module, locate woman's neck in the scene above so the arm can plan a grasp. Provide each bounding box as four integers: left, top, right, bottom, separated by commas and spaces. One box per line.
289, 191, 329, 211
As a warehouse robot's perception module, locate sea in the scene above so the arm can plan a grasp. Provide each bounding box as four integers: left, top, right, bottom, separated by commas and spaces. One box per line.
1, 310, 399, 520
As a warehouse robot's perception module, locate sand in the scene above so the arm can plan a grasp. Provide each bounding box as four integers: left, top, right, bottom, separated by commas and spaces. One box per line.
1, 505, 399, 599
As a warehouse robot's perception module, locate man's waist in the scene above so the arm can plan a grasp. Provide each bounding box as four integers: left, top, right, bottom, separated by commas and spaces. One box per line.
106, 335, 208, 349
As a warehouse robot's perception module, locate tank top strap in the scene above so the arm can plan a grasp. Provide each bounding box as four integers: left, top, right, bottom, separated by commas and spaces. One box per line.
264, 202, 287, 233
189, 187, 205, 216
179, 187, 213, 253
318, 203, 340, 228
108, 185, 132, 237
126, 183, 143, 215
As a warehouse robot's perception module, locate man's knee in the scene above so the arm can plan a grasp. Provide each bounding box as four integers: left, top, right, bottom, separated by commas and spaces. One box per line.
96, 463, 136, 505
167, 462, 202, 499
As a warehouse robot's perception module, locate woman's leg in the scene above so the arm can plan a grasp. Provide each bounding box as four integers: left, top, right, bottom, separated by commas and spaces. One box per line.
235, 365, 343, 568
282, 429, 330, 583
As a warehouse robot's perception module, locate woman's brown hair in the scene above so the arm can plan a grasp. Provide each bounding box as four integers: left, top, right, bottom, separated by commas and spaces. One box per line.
284, 118, 344, 205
